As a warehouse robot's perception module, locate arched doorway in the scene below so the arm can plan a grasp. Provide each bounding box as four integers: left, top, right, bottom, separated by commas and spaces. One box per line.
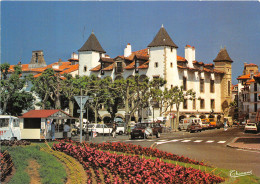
190, 114, 196, 118
139, 75, 148, 82
179, 115, 186, 122
103, 116, 111, 124
199, 114, 206, 119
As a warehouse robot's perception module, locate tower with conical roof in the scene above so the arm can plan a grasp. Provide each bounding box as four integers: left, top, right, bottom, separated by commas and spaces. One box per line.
147, 25, 179, 89
78, 31, 106, 76
213, 47, 233, 110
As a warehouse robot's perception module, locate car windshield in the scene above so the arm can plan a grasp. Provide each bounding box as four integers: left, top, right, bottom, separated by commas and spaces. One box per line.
88, 124, 95, 128
136, 124, 147, 128
246, 123, 256, 126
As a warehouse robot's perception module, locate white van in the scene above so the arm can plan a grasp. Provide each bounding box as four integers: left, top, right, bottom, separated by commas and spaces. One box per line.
0, 115, 21, 140
178, 118, 202, 131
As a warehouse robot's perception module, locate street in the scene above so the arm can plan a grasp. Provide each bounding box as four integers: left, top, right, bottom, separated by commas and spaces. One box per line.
106, 126, 260, 177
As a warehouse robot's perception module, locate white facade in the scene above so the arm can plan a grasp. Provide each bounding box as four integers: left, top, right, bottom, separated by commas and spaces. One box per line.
78, 28, 230, 123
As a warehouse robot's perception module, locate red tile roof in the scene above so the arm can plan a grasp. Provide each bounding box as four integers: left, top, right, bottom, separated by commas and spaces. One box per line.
90, 64, 101, 72
177, 56, 187, 62
237, 74, 251, 80
102, 64, 114, 71
193, 60, 204, 65
60, 64, 79, 75
21, 109, 60, 118
137, 61, 149, 69
247, 78, 255, 83
245, 63, 257, 66
254, 73, 260, 78
124, 61, 135, 70
100, 57, 114, 63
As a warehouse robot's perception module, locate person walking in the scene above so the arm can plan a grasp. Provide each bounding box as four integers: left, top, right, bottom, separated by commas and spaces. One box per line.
112, 123, 117, 138
63, 122, 71, 139
51, 120, 56, 141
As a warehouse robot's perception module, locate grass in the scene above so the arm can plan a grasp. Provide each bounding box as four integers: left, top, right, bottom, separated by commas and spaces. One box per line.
1, 143, 67, 184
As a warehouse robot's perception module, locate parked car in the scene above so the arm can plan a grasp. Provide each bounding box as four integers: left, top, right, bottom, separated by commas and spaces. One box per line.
116, 123, 125, 135
87, 124, 113, 136
201, 119, 210, 130
244, 123, 258, 133
179, 118, 202, 131
187, 122, 202, 133
130, 122, 162, 139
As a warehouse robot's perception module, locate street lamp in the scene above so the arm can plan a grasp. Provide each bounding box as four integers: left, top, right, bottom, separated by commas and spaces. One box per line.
150, 99, 157, 123
86, 97, 94, 141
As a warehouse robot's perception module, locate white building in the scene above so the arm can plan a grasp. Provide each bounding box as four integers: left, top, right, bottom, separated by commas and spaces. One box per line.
78, 26, 233, 123
237, 63, 260, 122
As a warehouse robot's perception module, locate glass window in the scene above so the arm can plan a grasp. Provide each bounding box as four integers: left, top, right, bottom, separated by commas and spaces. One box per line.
200, 79, 204, 93
211, 99, 215, 109
0, 118, 9, 128
200, 99, 205, 109
183, 99, 187, 109
155, 62, 158, 68
210, 80, 215, 93
13, 119, 20, 127
228, 81, 231, 96
183, 77, 187, 91
193, 99, 196, 110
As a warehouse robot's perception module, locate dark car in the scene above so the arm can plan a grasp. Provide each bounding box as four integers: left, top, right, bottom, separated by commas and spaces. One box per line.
130, 122, 162, 139
187, 122, 202, 133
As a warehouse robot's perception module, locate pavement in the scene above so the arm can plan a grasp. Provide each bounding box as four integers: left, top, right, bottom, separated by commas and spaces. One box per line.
227, 137, 260, 151
72, 129, 260, 151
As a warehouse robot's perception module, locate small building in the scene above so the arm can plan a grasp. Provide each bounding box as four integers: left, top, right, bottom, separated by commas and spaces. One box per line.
19, 109, 75, 139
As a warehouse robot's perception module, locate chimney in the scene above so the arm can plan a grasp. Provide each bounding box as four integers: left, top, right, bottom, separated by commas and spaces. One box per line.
71, 52, 78, 60
185, 45, 195, 68
58, 58, 62, 66
124, 43, 132, 57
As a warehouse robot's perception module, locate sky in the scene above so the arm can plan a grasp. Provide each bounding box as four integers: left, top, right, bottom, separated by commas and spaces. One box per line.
1, 1, 260, 84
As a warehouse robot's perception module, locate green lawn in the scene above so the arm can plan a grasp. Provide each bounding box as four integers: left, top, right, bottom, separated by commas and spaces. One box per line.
1, 143, 66, 184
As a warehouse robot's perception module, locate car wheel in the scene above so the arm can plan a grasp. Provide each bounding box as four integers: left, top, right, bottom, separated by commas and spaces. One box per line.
190, 130, 194, 133
119, 131, 123, 135
156, 132, 160, 138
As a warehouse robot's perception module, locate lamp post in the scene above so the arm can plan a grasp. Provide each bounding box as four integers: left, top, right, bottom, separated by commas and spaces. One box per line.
86, 97, 93, 141
150, 100, 157, 123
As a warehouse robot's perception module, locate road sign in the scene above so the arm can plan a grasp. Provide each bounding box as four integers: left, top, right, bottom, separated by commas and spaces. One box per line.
74, 96, 89, 108
77, 110, 86, 113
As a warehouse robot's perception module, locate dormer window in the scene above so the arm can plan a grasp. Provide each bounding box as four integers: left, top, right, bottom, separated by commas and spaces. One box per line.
116, 62, 123, 73
135, 61, 139, 73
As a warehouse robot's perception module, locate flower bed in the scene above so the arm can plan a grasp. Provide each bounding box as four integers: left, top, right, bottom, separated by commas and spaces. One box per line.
1, 151, 13, 182
0, 140, 31, 146
53, 142, 224, 183
82, 141, 205, 166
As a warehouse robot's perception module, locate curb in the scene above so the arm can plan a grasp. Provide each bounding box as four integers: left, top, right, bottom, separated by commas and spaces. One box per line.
226, 137, 260, 151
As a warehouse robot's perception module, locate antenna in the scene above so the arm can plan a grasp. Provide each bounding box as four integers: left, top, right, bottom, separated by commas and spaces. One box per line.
82, 26, 86, 41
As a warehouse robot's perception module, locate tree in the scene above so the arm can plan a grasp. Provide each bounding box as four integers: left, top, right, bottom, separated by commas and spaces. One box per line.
0, 64, 28, 114
62, 74, 81, 116
103, 77, 123, 124
5, 91, 35, 116
31, 68, 62, 109
149, 78, 167, 116
169, 86, 196, 131
115, 75, 160, 129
